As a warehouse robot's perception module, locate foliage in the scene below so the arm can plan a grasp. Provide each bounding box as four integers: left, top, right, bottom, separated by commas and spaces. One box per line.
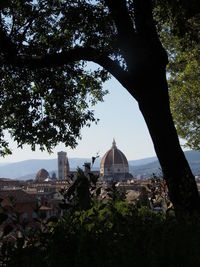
1, 171, 200, 267
0, 0, 111, 155
169, 48, 200, 150
148, 175, 169, 204
154, 1, 200, 149
60, 168, 98, 211
0, 0, 198, 154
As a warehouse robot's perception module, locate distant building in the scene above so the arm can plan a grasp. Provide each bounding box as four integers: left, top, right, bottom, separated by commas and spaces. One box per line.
0, 189, 37, 223
100, 139, 133, 182
35, 169, 50, 182
57, 151, 70, 179
0, 178, 23, 190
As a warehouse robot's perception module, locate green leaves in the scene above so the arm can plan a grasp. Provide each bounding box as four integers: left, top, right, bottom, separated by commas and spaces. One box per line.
0, 62, 108, 153
0, 0, 111, 154
0, 0, 199, 154
154, 1, 200, 150
169, 47, 200, 150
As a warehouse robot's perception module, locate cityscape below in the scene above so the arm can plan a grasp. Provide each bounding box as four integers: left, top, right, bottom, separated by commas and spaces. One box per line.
0, 140, 200, 231
0, 144, 200, 181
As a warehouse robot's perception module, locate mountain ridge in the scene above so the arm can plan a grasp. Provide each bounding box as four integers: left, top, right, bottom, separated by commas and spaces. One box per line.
0, 150, 200, 180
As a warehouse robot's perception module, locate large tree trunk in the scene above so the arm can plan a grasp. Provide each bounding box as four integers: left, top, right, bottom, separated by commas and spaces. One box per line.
104, 0, 200, 221
130, 66, 200, 221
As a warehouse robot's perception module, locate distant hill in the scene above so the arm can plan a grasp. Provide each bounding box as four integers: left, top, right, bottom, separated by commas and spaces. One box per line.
0, 159, 57, 179
0, 157, 102, 180
129, 150, 200, 178
0, 163, 9, 167
0, 150, 200, 180
129, 156, 156, 167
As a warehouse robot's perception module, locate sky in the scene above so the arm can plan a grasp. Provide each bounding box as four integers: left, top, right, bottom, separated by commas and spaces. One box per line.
1, 75, 158, 163
1, 73, 187, 164
0, 5, 189, 165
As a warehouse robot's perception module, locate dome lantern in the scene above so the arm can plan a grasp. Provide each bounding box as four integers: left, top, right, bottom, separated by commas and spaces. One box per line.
112, 138, 117, 148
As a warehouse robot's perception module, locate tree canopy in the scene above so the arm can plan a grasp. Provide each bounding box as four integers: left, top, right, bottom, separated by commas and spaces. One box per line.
0, 0, 112, 155
169, 48, 200, 150
0, 0, 199, 155
154, 0, 200, 150
1, 0, 200, 219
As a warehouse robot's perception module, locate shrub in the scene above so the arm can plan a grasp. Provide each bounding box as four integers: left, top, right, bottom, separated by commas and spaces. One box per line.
1, 171, 200, 267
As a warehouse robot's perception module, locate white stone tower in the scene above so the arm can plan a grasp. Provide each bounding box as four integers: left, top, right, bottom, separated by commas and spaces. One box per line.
57, 151, 70, 180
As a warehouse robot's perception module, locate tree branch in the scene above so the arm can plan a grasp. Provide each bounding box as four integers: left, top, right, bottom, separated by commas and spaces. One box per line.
14, 46, 132, 92
133, 0, 157, 37
0, 0, 11, 10
133, 0, 168, 66
104, 0, 136, 70
0, 24, 17, 61
104, 0, 135, 41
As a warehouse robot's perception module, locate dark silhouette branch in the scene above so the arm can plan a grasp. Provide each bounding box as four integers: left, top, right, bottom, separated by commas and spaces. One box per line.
0, 0, 11, 10
104, 0, 136, 70
133, 0, 168, 66
134, 0, 157, 36
13, 46, 133, 94
0, 23, 18, 61
104, 0, 135, 42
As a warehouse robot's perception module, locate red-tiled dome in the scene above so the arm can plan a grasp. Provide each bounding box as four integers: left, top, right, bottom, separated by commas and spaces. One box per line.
100, 139, 128, 168
100, 139, 131, 181
35, 169, 49, 182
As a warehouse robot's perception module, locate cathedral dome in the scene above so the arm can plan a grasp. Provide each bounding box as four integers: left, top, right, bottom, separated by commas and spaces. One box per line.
100, 139, 132, 181
100, 139, 128, 168
35, 169, 49, 182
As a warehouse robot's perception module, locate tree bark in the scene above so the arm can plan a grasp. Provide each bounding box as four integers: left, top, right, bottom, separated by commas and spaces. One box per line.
104, 0, 200, 222
129, 65, 200, 221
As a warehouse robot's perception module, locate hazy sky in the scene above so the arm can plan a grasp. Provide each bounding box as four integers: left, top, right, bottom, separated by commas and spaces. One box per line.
1, 75, 156, 163
1, 74, 185, 163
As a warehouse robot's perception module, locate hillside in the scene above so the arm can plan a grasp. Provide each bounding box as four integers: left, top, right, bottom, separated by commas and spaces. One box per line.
0, 157, 102, 179
0, 150, 200, 180
129, 150, 200, 178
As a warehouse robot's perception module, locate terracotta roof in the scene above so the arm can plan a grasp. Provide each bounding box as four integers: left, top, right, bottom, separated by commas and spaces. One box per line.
100, 140, 128, 168
0, 189, 37, 203
35, 169, 49, 182
0, 178, 19, 182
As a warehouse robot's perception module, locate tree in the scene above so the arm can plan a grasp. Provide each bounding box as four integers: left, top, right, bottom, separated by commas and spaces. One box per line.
0, 0, 200, 221
169, 48, 200, 150
154, 0, 200, 150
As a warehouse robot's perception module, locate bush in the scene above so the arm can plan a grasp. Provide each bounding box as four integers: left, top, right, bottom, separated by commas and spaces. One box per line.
1, 170, 200, 267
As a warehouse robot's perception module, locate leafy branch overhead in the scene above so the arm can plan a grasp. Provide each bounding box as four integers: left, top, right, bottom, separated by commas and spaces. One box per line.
0, 1, 199, 153
0, 0, 164, 154
0, 0, 113, 155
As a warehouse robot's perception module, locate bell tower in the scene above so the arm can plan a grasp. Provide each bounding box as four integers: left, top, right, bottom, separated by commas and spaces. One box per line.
57, 151, 70, 179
